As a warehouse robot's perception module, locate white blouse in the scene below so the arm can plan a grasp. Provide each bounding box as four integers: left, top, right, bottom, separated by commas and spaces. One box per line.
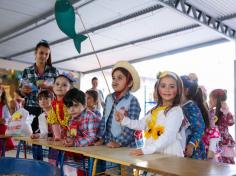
121, 106, 184, 156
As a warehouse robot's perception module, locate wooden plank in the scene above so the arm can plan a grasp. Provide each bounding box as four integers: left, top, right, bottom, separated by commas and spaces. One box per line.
132, 156, 236, 176
14, 137, 236, 176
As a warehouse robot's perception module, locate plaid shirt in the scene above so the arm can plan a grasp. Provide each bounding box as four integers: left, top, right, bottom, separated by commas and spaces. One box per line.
97, 92, 141, 147
22, 64, 59, 107
68, 109, 99, 147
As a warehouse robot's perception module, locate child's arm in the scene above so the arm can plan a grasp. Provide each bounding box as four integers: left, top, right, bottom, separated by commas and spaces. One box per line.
116, 111, 148, 130
113, 97, 141, 146
220, 102, 234, 126
184, 104, 205, 153
96, 114, 106, 140
74, 114, 99, 147
141, 107, 183, 155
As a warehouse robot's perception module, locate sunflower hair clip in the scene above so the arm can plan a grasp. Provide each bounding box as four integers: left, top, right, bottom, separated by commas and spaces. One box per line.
156, 71, 162, 79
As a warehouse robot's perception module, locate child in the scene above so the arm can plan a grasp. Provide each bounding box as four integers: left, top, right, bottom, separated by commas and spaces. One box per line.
188, 75, 221, 161
198, 86, 220, 161
63, 88, 99, 147
96, 61, 141, 148
86, 89, 102, 120
47, 74, 72, 140
209, 89, 235, 164
181, 75, 208, 160
31, 89, 54, 139
0, 86, 14, 155
116, 71, 184, 156
30, 89, 54, 161
9, 88, 25, 115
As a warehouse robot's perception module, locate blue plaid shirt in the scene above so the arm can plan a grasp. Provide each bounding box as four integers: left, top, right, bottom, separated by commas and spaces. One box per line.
22, 64, 59, 107
97, 92, 141, 147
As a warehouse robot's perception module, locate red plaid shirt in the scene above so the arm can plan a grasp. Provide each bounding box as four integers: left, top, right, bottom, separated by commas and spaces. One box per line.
67, 109, 99, 147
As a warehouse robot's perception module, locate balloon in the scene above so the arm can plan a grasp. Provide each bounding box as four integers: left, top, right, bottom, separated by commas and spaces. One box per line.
55, 0, 87, 53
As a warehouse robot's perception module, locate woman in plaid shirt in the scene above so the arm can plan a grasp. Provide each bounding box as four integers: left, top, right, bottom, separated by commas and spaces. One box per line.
20, 40, 58, 160
20, 40, 59, 134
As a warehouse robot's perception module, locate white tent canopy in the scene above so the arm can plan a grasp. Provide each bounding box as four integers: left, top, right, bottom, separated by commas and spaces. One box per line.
0, 0, 235, 73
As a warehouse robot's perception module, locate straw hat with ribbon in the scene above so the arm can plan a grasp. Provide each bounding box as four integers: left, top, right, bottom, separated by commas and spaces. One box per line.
112, 61, 140, 92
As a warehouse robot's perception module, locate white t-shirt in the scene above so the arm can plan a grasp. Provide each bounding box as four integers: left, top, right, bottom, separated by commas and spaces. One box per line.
38, 112, 48, 138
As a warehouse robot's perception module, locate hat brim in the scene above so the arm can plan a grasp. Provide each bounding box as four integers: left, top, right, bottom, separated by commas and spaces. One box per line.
112, 61, 140, 92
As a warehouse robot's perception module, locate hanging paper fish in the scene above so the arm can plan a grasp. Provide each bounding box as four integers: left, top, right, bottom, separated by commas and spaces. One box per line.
55, 0, 87, 53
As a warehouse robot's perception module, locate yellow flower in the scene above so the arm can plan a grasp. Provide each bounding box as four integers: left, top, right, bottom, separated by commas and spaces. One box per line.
47, 105, 71, 127
144, 127, 153, 139
144, 106, 167, 140
70, 129, 77, 137
159, 71, 169, 78
152, 125, 165, 140
12, 112, 22, 120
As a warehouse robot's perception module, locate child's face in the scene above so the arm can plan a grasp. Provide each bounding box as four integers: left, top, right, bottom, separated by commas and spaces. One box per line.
112, 70, 129, 92
35, 46, 50, 66
67, 102, 85, 118
209, 95, 216, 109
53, 77, 70, 97
39, 97, 52, 110
86, 93, 96, 109
158, 76, 177, 104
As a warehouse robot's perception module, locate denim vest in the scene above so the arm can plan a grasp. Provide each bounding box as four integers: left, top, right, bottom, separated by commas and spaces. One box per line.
104, 94, 133, 137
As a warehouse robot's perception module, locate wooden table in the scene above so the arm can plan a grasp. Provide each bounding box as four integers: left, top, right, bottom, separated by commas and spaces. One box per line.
0, 135, 12, 157
132, 155, 236, 176
14, 137, 236, 176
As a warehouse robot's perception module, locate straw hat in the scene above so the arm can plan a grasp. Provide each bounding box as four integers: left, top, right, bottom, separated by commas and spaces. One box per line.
112, 61, 140, 92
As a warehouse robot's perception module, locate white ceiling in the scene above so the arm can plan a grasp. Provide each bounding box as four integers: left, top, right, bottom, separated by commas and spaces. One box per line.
0, 0, 235, 73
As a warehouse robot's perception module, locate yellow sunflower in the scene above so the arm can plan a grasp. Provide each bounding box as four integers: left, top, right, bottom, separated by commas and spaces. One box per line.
152, 125, 165, 140
144, 127, 153, 139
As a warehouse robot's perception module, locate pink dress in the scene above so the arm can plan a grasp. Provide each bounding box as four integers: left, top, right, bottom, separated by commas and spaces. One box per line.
214, 109, 235, 164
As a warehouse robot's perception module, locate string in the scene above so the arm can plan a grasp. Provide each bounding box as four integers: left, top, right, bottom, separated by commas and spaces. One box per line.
76, 11, 123, 136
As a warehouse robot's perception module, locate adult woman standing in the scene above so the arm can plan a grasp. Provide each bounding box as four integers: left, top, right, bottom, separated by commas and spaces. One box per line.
21, 40, 59, 134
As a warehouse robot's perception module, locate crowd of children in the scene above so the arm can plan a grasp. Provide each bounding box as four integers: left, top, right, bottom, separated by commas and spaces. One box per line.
0, 59, 235, 175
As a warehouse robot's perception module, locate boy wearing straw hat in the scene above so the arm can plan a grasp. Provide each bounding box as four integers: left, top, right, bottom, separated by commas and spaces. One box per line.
96, 61, 141, 148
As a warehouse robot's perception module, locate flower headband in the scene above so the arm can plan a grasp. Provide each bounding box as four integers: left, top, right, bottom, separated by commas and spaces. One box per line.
156, 71, 178, 80
58, 72, 78, 83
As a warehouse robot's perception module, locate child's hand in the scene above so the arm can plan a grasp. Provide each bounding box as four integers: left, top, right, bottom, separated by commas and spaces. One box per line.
94, 139, 104, 146
63, 138, 74, 147
207, 150, 214, 160
31, 133, 40, 139
220, 101, 229, 115
130, 149, 143, 156
106, 141, 121, 148
184, 143, 194, 157
115, 111, 124, 123
22, 85, 32, 94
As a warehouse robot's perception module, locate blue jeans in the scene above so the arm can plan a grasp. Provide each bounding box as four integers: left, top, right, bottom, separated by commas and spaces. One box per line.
32, 144, 43, 160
